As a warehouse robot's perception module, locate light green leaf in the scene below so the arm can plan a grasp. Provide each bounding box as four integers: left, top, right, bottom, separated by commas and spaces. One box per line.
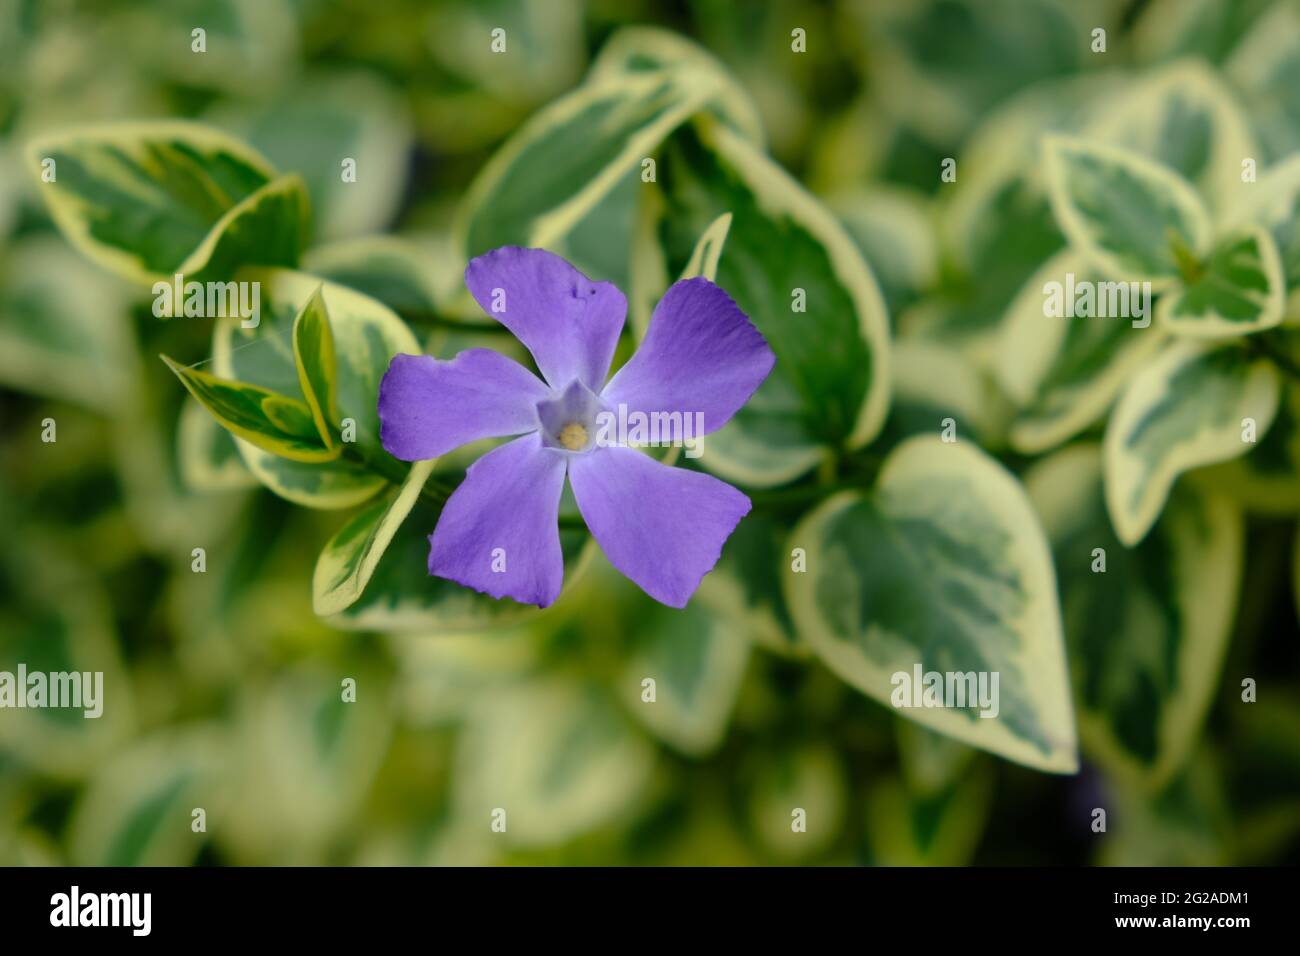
455, 680, 655, 849
1225, 1, 1300, 162
653, 120, 891, 485
304, 235, 446, 322
1133, 0, 1272, 65
115, 0, 297, 95
176, 396, 258, 493
1200, 377, 1300, 513
428, 0, 584, 99
1045, 135, 1212, 286
68, 728, 227, 866
896, 721, 976, 797
1104, 341, 1281, 545
26, 121, 279, 285
386, 630, 538, 728
1098, 754, 1231, 865
619, 599, 750, 756
0, 236, 134, 411
210, 72, 411, 242
697, 511, 801, 656
1092, 59, 1258, 210
292, 286, 339, 449
865, 768, 993, 866
927, 74, 1116, 356
214, 268, 421, 509
455, 69, 721, 263
161, 355, 339, 463
0, 536, 135, 779
312, 459, 435, 617
225, 666, 394, 854
327, 502, 594, 632
588, 25, 765, 146
783, 436, 1077, 773
1158, 227, 1285, 337
885, 340, 1004, 446
1223, 153, 1300, 292
830, 186, 938, 315
1028, 444, 1242, 789
174, 172, 310, 283
861, 0, 1082, 144
744, 745, 847, 861
996, 250, 1168, 454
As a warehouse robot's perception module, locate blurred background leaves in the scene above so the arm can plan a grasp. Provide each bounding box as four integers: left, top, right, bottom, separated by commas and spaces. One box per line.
2, 0, 1299, 866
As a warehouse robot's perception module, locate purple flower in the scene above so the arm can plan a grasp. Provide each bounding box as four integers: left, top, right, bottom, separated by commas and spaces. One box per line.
377, 246, 775, 608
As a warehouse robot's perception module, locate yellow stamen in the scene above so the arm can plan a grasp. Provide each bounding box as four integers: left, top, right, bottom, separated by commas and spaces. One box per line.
558, 422, 588, 450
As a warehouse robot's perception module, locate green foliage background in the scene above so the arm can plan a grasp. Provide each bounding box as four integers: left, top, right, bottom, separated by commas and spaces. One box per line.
2, 0, 1299, 866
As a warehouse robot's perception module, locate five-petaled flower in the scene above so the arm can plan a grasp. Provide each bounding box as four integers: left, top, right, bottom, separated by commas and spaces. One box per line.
377, 246, 775, 608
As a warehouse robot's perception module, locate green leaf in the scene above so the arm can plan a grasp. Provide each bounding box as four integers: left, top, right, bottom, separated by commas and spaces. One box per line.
312, 459, 435, 617
995, 251, 1168, 454
1225, 1, 1300, 162
1104, 341, 1281, 545
862, 0, 1082, 144
1045, 135, 1212, 286
26, 121, 282, 285
161, 354, 340, 463
864, 768, 993, 866
174, 172, 310, 283
225, 666, 394, 851
209, 72, 411, 242
176, 396, 258, 493
304, 235, 446, 322
619, 598, 750, 756
0, 536, 135, 779
1097, 754, 1231, 865
1092, 59, 1258, 210
588, 25, 765, 146
783, 436, 1077, 773
653, 121, 891, 486
327, 500, 594, 631
214, 268, 421, 509
1200, 377, 1300, 513
927, 74, 1112, 355
291, 286, 339, 449
1223, 153, 1300, 293
455, 680, 655, 849
697, 510, 801, 656
743, 745, 847, 861
0, 236, 134, 411
455, 69, 721, 262
1027, 444, 1242, 788
830, 186, 938, 315
68, 728, 226, 866
1158, 227, 1285, 337
884, 340, 1003, 447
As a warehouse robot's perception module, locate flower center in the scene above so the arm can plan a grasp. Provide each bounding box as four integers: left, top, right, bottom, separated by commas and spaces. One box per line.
535, 379, 604, 454
558, 422, 588, 450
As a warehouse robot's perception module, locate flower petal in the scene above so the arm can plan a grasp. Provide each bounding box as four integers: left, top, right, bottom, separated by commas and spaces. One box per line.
569, 446, 750, 607
429, 433, 567, 607
465, 246, 626, 391
378, 349, 547, 461
601, 277, 774, 434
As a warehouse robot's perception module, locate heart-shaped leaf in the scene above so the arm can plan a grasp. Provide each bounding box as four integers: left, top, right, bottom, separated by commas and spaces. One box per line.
1104, 340, 1281, 545
784, 436, 1077, 772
